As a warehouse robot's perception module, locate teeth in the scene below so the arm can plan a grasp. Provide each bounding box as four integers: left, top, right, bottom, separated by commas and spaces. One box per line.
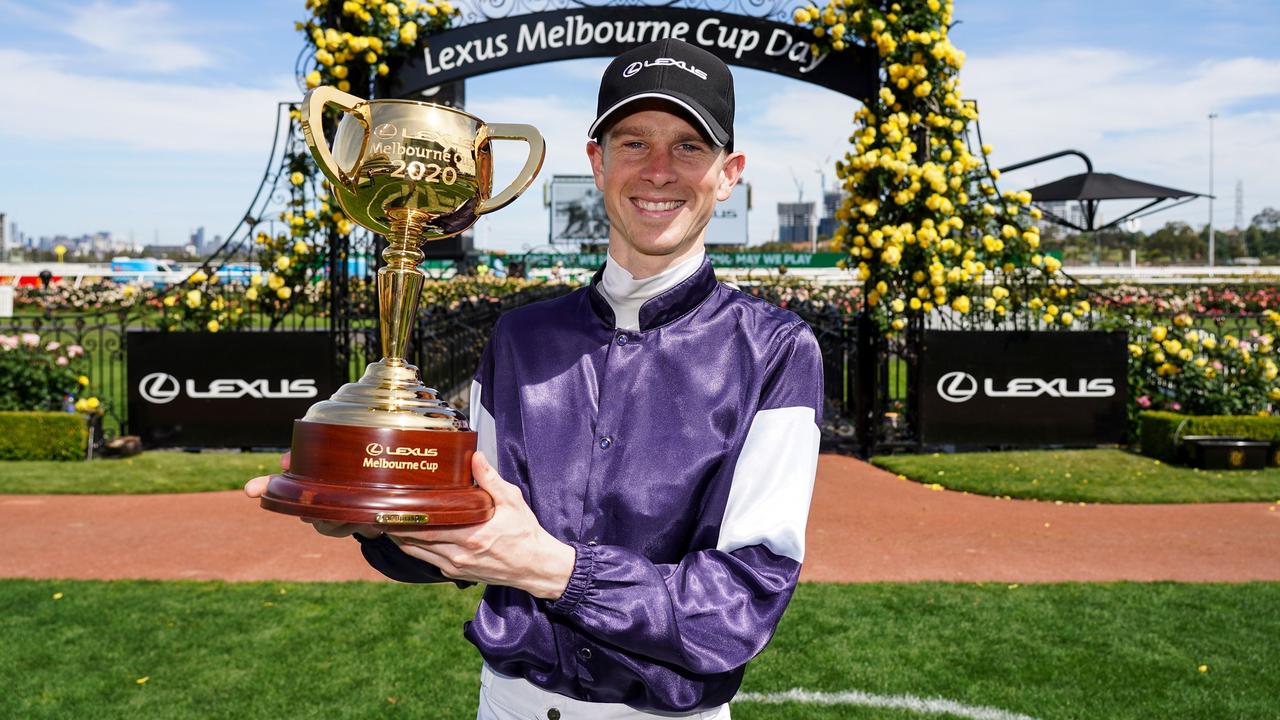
636, 199, 682, 211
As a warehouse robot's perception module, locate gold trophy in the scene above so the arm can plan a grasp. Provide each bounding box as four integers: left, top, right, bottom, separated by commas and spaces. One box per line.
260, 87, 544, 528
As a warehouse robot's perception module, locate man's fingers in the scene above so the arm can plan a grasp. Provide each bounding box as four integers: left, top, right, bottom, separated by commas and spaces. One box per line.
471, 451, 517, 504
244, 475, 269, 498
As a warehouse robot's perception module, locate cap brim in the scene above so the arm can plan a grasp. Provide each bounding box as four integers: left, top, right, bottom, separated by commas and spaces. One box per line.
589, 91, 729, 147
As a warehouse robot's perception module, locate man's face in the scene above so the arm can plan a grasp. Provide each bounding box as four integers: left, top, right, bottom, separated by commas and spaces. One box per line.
587, 104, 744, 273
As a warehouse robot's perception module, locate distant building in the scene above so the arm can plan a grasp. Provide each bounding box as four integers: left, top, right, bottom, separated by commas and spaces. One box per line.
191, 226, 206, 253
777, 202, 814, 244
817, 191, 842, 240
0, 213, 6, 255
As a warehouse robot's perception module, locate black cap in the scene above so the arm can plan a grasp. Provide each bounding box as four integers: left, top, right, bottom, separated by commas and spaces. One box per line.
590, 38, 734, 150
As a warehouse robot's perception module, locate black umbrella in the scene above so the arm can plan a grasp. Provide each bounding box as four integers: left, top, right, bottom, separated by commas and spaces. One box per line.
1001, 150, 1204, 233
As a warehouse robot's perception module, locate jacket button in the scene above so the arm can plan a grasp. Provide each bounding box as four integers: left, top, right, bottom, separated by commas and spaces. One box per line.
616, 334, 628, 346
578, 647, 593, 661
599, 436, 612, 449
547, 709, 560, 720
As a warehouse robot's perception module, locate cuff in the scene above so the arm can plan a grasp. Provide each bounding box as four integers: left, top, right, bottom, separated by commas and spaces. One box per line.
546, 541, 596, 616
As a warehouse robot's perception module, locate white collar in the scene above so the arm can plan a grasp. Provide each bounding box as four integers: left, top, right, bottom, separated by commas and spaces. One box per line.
597, 251, 705, 331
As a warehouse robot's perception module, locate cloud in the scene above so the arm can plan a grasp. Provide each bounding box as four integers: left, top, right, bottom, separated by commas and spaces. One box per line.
0, 48, 297, 155
962, 48, 1280, 228
66, 0, 214, 73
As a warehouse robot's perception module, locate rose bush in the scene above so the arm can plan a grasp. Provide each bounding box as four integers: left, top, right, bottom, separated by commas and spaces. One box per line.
0, 333, 100, 413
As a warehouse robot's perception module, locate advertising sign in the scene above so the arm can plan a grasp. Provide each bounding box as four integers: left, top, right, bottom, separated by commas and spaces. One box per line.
388, 7, 877, 100
127, 332, 339, 448
918, 331, 1128, 446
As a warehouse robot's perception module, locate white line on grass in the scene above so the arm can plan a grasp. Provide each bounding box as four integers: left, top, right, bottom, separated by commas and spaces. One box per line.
733, 688, 1039, 720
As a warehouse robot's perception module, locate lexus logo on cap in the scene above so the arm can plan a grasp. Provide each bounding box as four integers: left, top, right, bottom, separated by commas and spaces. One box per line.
139, 372, 182, 404
621, 58, 708, 80
937, 372, 978, 403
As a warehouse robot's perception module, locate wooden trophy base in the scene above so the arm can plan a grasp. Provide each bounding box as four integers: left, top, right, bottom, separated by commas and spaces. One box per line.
260, 420, 494, 529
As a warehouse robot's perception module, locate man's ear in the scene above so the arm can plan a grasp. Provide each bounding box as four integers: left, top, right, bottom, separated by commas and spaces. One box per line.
716, 151, 746, 202
587, 140, 606, 191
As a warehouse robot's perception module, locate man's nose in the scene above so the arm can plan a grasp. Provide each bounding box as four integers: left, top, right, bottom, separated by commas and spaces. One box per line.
639, 149, 677, 185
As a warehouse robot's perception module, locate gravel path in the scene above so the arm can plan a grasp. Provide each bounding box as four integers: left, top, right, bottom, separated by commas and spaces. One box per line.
2, 454, 1277, 583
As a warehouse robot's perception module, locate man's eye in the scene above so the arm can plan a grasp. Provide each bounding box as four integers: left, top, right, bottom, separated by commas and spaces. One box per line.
677, 143, 705, 154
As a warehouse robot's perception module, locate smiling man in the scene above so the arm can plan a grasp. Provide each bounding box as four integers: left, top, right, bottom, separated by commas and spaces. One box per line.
249, 38, 823, 720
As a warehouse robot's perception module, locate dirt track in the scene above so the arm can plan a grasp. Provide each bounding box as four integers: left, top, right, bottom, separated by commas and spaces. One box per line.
2, 454, 1278, 583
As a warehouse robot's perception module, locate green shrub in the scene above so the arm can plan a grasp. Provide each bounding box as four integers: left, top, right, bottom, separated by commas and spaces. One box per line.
0, 412, 86, 461
1139, 410, 1280, 462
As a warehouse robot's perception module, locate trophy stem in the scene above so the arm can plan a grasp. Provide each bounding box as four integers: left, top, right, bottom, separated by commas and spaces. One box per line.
378, 213, 430, 362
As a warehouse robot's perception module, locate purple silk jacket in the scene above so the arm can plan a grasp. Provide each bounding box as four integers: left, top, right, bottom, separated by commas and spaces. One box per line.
358, 259, 823, 712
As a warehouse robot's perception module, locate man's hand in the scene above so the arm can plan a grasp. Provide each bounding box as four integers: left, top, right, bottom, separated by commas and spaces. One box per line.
387, 451, 576, 601
244, 451, 380, 539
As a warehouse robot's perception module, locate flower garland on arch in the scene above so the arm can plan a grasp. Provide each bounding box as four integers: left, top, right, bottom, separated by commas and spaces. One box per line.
793, 0, 1082, 335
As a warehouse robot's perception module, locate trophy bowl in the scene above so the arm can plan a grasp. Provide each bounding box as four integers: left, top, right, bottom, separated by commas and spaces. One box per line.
259, 87, 544, 529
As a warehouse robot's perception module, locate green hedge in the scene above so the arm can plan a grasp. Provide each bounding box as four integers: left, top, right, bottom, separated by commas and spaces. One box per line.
0, 412, 87, 461
1139, 410, 1280, 463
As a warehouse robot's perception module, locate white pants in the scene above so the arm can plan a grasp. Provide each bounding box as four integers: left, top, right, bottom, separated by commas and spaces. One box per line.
477, 664, 731, 720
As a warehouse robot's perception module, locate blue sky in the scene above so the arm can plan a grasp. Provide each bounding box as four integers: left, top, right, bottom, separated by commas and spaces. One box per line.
1, 0, 1278, 254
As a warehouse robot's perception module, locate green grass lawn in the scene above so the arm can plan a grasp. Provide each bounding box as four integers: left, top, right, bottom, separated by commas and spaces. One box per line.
872, 448, 1280, 503
1, 580, 1274, 719
0, 451, 279, 494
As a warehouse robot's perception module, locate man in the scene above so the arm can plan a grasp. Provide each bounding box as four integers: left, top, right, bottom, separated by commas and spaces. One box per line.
248, 38, 822, 719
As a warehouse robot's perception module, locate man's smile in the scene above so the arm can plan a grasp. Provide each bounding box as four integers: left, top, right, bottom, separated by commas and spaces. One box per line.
631, 198, 686, 213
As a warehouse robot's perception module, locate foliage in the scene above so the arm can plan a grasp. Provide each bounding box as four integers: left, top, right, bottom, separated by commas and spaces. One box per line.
872, 447, 1280, 503
150, 269, 254, 333
793, 0, 1059, 337
16, 281, 143, 314
0, 412, 86, 461
1139, 410, 1280, 464
4, 579, 1279, 719
0, 333, 100, 413
1094, 283, 1280, 317
298, 0, 459, 95
1106, 310, 1280, 418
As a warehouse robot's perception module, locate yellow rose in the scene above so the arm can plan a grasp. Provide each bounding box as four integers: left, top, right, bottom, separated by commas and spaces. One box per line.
86, 397, 100, 410
293, 241, 309, 255
276, 256, 292, 271
1151, 326, 1168, 342
245, 287, 259, 301
276, 287, 293, 300
290, 171, 305, 186
207, 319, 221, 333
186, 289, 202, 308
78, 375, 90, 386
163, 295, 177, 307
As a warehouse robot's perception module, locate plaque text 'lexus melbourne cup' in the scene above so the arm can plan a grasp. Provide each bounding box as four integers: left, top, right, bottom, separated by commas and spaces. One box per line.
260, 87, 544, 528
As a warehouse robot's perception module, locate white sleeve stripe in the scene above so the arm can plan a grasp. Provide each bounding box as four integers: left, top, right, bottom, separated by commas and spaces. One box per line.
470, 380, 499, 465
716, 406, 820, 562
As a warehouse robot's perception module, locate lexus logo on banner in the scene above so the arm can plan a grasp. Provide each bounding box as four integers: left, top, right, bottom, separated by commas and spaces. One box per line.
136, 372, 318, 404
919, 331, 1128, 446
935, 372, 1117, 403
127, 332, 337, 448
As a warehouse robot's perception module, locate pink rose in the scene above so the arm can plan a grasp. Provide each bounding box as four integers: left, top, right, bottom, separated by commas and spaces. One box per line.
21, 333, 39, 347
1136, 395, 1151, 408
46, 341, 61, 352
56, 356, 69, 366
67, 345, 84, 358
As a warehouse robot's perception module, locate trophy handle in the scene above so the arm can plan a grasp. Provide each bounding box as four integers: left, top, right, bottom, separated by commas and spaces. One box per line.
301, 86, 372, 188
477, 123, 546, 215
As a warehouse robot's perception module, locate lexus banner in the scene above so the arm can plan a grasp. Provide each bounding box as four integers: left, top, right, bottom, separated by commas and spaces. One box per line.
918, 331, 1128, 446
127, 332, 339, 448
